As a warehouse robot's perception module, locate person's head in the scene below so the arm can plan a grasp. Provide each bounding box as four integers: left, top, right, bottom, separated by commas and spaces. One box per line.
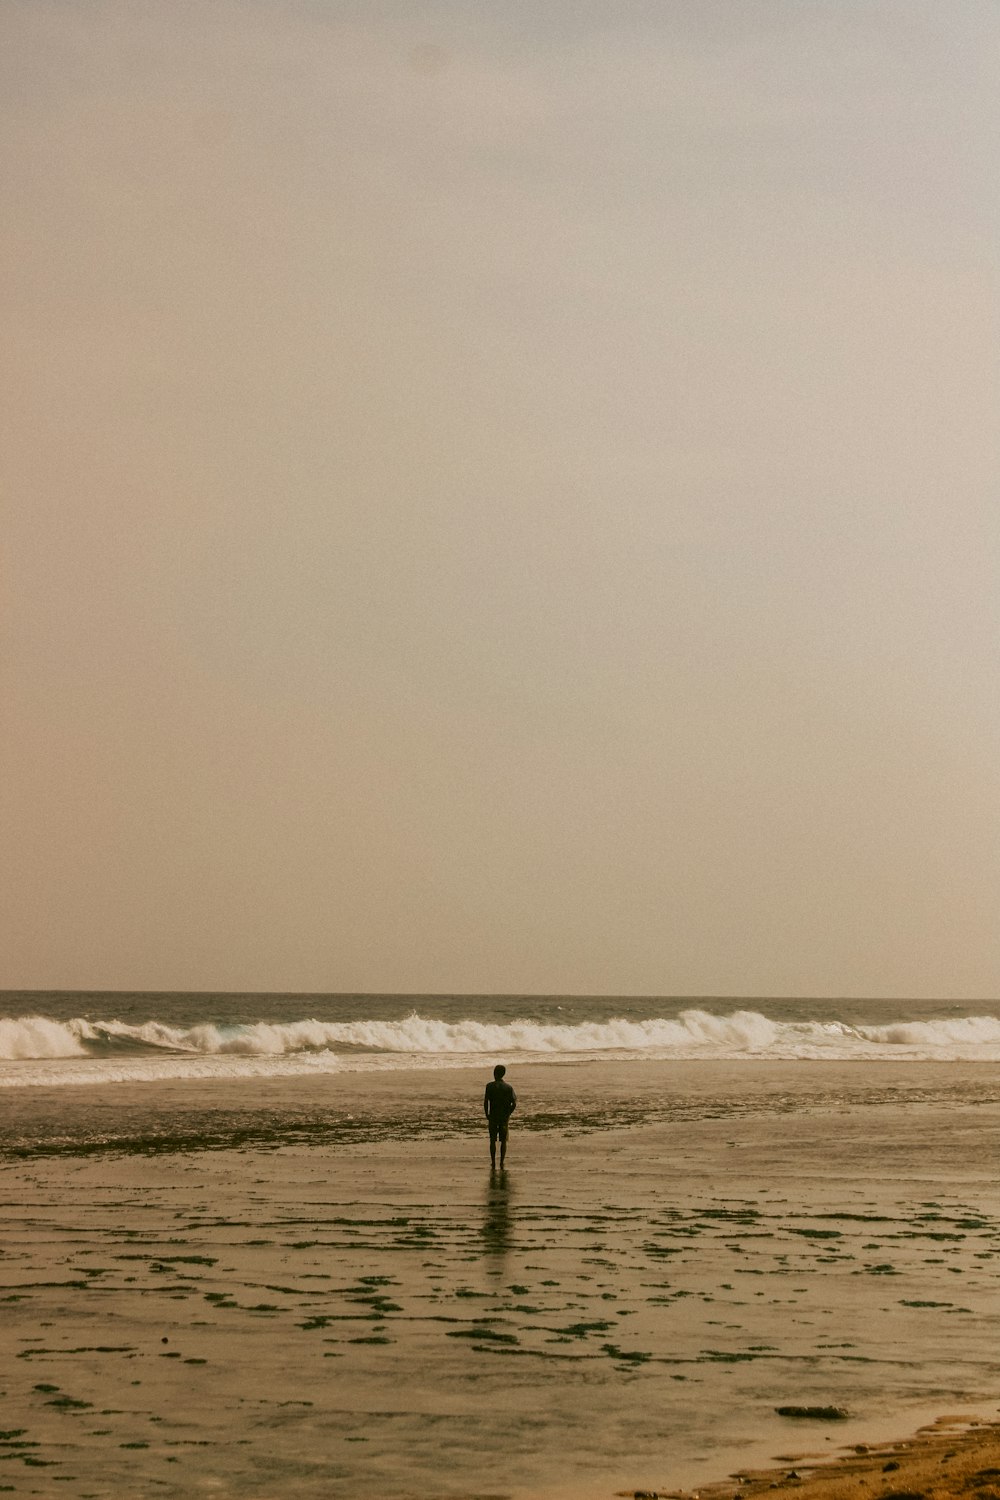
493, 1064, 506, 1080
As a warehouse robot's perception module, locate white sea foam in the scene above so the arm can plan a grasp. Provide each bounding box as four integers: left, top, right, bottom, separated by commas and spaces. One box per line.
2, 1008, 1000, 1087
855, 1015, 1000, 1048
0, 1015, 89, 1060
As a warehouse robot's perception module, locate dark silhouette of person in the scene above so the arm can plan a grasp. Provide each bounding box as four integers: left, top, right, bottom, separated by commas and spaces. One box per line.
483, 1064, 517, 1169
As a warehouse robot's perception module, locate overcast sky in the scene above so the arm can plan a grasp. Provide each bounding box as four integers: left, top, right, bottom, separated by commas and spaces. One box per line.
2, 0, 998, 997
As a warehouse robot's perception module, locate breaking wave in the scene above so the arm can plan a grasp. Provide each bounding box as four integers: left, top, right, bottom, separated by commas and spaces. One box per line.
3, 1008, 1000, 1083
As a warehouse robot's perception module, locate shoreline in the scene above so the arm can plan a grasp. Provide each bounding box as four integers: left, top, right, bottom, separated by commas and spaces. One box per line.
643, 1413, 1000, 1500
4, 1067, 997, 1498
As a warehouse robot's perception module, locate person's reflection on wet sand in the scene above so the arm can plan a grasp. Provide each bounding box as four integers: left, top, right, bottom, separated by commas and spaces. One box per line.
481, 1169, 515, 1262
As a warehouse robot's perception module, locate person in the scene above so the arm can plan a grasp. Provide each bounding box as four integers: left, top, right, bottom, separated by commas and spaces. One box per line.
483, 1064, 517, 1169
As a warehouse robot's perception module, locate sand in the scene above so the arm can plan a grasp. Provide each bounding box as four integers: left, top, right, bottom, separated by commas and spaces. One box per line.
2, 1061, 998, 1497
645, 1415, 1000, 1500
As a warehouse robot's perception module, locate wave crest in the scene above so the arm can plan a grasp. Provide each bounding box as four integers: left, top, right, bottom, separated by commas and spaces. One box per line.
0, 1016, 90, 1060
3, 1008, 1000, 1066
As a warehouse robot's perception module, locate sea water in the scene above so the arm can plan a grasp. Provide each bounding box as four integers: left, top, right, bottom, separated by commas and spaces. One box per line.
3, 991, 1000, 1155
4, 991, 1000, 1083
2, 994, 999, 1498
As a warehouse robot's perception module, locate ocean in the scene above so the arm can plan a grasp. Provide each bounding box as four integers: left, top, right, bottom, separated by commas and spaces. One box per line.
5, 990, 1000, 1086
2, 993, 999, 1498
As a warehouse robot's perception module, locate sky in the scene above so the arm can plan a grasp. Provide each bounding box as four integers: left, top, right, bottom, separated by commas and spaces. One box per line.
2, 0, 998, 998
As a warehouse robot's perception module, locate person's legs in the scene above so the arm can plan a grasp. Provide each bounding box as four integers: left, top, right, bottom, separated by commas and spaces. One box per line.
489, 1121, 498, 1168
498, 1121, 509, 1168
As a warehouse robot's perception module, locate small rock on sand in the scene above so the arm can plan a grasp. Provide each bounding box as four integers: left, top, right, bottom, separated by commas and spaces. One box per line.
775, 1407, 850, 1421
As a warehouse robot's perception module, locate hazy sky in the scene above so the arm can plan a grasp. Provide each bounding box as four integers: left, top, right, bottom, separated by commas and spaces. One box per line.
3, 1, 998, 997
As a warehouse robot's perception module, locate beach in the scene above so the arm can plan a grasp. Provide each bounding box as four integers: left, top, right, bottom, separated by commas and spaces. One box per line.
6, 0, 998, 1491
3, 1036, 999, 1499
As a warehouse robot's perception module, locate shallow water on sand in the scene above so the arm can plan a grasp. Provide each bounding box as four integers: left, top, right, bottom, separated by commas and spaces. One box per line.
1, 1062, 998, 1498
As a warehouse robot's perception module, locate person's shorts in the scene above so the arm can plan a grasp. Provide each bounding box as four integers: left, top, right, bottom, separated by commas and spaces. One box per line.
488, 1118, 510, 1142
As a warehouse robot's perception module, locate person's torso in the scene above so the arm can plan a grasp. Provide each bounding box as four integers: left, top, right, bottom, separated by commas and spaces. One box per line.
486, 1080, 515, 1116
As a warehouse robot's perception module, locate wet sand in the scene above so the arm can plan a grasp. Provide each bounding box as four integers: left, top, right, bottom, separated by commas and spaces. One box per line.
2, 1061, 998, 1497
